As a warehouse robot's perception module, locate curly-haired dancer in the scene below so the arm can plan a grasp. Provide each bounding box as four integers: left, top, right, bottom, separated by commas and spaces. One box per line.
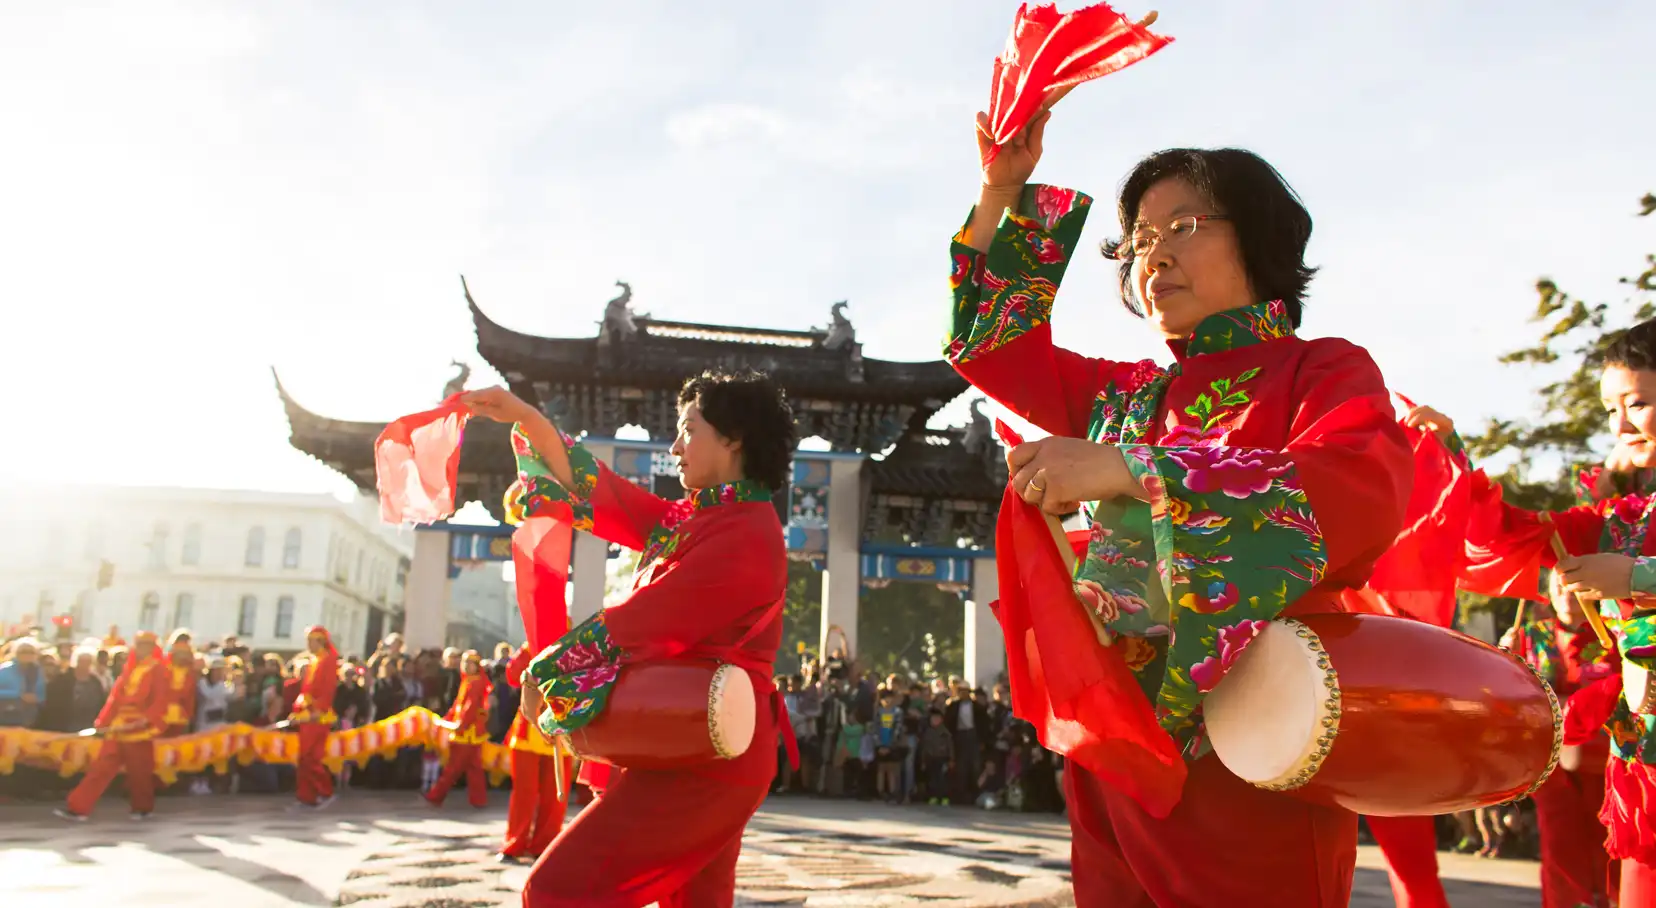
463, 369, 796, 908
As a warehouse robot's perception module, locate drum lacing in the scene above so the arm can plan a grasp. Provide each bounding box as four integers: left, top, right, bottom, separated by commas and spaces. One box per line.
1255, 619, 1343, 792
1504, 650, 1563, 803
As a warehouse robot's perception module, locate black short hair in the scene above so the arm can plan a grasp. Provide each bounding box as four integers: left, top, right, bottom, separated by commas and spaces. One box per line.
1105, 148, 1318, 328
1603, 318, 1656, 372
677, 369, 796, 490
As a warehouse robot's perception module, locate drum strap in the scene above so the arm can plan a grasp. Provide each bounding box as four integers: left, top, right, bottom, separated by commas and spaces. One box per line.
690, 597, 799, 770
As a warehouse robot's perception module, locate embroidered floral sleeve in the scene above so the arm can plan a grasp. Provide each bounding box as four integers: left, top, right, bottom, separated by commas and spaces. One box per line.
527, 611, 624, 737
944, 184, 1118, 437
1078, 340, 1412, 755
504, 424, 601, 531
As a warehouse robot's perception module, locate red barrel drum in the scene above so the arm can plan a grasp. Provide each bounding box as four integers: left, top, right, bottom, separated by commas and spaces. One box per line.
1629, 659, 1653, 715
562, 660, 755, 771
1203, 613, 1561, 816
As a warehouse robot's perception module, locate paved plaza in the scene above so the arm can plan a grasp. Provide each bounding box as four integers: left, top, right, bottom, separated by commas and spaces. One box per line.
1, 792, 1541, 907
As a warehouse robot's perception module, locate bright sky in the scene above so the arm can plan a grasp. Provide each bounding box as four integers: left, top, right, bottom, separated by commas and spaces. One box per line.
3, 2, 1652, 499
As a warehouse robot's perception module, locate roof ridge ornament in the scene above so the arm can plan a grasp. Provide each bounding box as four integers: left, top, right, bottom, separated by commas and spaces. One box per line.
600, 280, 648, 344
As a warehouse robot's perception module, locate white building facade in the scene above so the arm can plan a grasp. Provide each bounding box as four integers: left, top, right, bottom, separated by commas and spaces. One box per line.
0, 487, 414, 657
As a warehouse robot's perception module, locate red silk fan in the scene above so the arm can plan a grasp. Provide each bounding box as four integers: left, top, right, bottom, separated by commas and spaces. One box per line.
983, 3, 1173, 165
374, 394, 471, 525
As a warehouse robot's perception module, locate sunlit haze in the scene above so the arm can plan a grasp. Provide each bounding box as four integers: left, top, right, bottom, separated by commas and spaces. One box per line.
4, 2, 1652, 500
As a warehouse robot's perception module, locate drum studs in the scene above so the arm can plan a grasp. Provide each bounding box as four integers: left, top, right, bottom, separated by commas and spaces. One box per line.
1502, 651, 1563, 804
1251, 619, 1343, 793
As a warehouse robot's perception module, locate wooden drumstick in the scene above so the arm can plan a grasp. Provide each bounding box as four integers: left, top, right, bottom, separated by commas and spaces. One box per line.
550, 733, 566, 796
1539, 514, 1616, 649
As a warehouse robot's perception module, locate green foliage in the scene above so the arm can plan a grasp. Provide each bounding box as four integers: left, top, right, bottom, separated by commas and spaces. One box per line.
775, 560, 965, 681
1456, 192, 1653, 617
1463, 193, 1656, 514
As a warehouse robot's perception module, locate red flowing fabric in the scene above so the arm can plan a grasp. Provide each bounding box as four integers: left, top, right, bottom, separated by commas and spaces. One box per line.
512, 508, 574, 652
1345, 395, 1472, 628
1567, 677, 1656, 864
984, 2, 1173, 165
991, 420, 1186, 816
374, 393, 471, 525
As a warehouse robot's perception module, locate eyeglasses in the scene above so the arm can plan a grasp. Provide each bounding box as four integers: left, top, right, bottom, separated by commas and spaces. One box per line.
1103, 214, 1230, 261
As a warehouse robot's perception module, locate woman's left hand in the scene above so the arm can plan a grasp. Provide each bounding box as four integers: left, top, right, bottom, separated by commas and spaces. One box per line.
1008, 437, 1142, 514
1556, 553, 1636, 601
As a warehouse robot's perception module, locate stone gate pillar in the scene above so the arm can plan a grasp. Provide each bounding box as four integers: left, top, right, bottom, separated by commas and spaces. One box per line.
964, 554, 1005, 689
819, 457, 863, 661
405, 527, 453, 650
568, 440, 616, 626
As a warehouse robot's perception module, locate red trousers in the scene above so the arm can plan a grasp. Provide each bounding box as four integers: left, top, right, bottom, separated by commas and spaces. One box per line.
66, 739, 156, 816
428, 742, 488, 808
1065, 754, 1357, 907
523, 768, 769, 908
1367, 815, 1449, 908
1532, 768, 1613, 908
1625, 859, 1656, 908
503, 750, 574, 858
295, 723, 334, 805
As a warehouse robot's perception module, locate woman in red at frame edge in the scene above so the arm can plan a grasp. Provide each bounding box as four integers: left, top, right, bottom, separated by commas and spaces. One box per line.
949, 104, 1412, 905
463, 369, 795, 908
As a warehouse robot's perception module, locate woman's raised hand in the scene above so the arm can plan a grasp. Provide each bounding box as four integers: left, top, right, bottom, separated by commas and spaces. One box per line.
1402, 405, 1455, 443
461, 386, 538, 425
977, 109, 1050, 190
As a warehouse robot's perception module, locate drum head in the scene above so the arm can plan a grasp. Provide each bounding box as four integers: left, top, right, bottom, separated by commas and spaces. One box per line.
708, 664, 756, 759
1627, 659, 1653, 715
1204, 620, 1338, 788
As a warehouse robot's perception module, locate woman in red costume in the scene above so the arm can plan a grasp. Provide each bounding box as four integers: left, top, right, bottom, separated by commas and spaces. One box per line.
160, 630, 197, 737
949, 105, 1413, 905
1420, 323, 1656, 908
462, 368, 795, 908
427, 649, 493, 809
500, 642, 576, 862
290, 625, 340, 809
56, 630, 169, 821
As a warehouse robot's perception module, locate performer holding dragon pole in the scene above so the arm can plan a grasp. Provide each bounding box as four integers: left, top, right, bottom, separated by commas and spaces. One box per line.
290, 625, 340, 809
462, 368, 796, 908
950, 70, 1413, 908
56, 630, 169, 821
159, 630, 197, 738
428, 649, 493, 809
1416, 322, 1656, 908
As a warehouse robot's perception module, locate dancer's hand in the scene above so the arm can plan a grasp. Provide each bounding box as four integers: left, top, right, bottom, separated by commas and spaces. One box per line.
1403, 405, 1455, 444
461, 386, 538, 425
1556, 553, 1636, 602
1008, 437, 1143, 515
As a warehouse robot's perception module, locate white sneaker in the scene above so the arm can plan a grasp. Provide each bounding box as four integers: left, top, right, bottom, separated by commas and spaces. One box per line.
54, 808, 88, 823
130, 811, 152, 821
313, 794, 336, 810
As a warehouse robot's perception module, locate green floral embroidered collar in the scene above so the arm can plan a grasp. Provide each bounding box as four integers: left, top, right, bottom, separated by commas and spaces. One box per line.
1168, 299, 1296, 361
689, 479, 773, 511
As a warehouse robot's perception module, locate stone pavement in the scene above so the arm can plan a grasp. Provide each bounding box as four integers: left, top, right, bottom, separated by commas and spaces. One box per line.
0, 791, 1542, 907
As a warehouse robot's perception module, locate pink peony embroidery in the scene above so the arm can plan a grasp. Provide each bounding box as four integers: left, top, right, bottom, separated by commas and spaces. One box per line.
1111, 359, 1164, 396
555, 641, 608, 674
1167, 447, 1291, 499
1189, 619, 1270, 692
1160, 423, 1228, 446
1033, 185, 1081, 228
571, 664, 619, 693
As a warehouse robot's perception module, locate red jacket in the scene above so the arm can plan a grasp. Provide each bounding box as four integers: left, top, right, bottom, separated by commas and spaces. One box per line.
292, 651, 340, 724
447, 673, 493, 745
160, 656, 198, 731
97, 651, 169, 741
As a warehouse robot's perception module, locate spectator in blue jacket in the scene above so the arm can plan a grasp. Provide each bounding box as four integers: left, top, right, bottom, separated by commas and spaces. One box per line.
0, 638, 49, 727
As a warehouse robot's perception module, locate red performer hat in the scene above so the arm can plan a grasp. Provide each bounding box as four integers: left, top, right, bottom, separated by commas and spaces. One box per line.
132, 630, 160, 646
305, 625, 339, 658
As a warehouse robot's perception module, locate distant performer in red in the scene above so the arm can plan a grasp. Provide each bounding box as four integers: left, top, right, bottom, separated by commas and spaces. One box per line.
500, 642, 574, 863
462, 368, 796, 908
160, 630, 198, 737
56, 630, 169, 821
427, 649, 493, 809
291, 625, 340, 809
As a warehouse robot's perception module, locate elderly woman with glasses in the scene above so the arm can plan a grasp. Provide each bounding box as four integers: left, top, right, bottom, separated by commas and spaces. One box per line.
947, 104, 1414, 906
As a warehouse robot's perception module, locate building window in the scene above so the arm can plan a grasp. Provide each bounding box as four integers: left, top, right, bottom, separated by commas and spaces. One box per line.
245, 527, 265, 567
282, 528, 302, 569
138, 592, 160, 632
238, 596, 257, 636
347, 608, 361, 655
334, 544, 350, 583
182, 524, 202, 566
354, 550, 364, 587
147, 522, 169, 570
274, 596, 295, 638
172, 593, 194, 632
